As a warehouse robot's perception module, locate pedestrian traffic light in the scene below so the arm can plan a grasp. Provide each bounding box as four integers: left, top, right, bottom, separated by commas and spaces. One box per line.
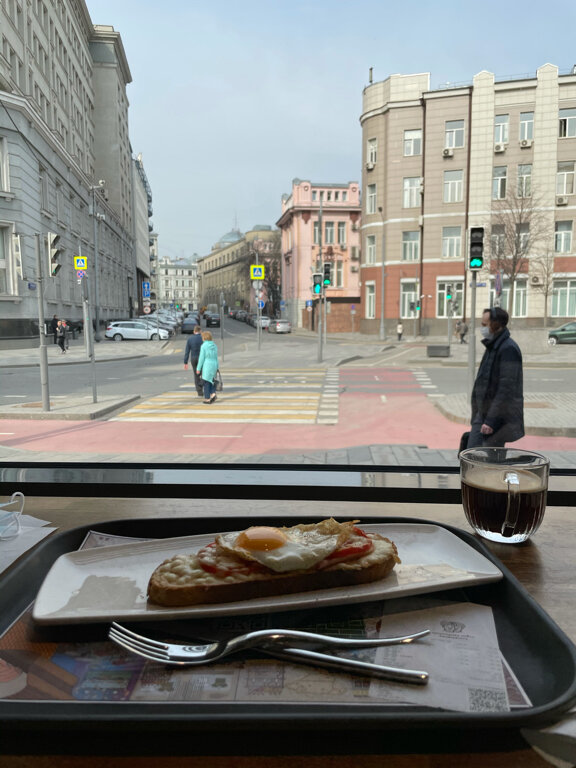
469, 226, 484, 270
312, 273, 323, 295
415, 299, 421, 312
323, 262, 332, 287
446, 285, 453, 301
46, 232, 63, 276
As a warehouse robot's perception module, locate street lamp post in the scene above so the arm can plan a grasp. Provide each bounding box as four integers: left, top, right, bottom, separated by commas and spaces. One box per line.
90, 181, 106, 341
378, 207, 386, 341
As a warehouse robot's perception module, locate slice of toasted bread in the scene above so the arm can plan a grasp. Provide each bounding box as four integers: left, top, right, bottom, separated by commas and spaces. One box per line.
147, 533, 399, 607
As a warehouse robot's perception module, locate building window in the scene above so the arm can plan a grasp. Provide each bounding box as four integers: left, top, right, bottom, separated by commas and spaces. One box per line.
491, 225, 506, 258
494, 115, 509, 144
0, 226, 8, 293
491, 279, 527, 317
443, 170, 463, 203
403, 129, 422, 156
337, 221, 346, 245
365, 235, 376, 264
403, 177, 421, 208
367, 138, 377, 163
492, 166, 507, 200
518, 164, 532, 197
342, 191, 348, 202
313, 221, 320, 244
312, 191, 317, 201
559, 108, 576, 138
437, 281, 464, 318
366, 184, 377, 214
520, 112, 534, 141
365, 283, 375, 319
0, 137, 9, 191
555, 221, 573, 253
552, 279, 576, 316
402, 231, 420, 261
516, 223, 530, 251
324, 222, 334, 245
335, 260, 343, 287
444, 119, 465, 149
401, 283, 418, 318
557, 162, 575, 195
442, 226, 462, 259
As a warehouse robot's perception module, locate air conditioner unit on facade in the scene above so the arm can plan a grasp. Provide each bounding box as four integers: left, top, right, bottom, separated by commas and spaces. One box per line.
520, 139, 533, 148
494, 143, 505, 153
351, 265, 359, 272
366, 162, 375, 171
556, 195, 568, 206
442, 148, 453, 157
531, 275, 541, 284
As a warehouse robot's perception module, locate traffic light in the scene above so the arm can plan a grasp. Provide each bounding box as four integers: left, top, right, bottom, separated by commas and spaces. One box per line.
312, 273, 323, 295
46, 232, 63, 276
446, 285, 453, 301
409, 301, 415, 312
469, 226, 484, 270
415, 299, 421, 312
323, 262, 332, 287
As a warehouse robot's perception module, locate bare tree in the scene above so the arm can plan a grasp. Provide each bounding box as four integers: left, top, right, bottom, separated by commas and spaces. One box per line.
489, 185, 552, 300
530, 249, 556, 328
238, 232, 282, 315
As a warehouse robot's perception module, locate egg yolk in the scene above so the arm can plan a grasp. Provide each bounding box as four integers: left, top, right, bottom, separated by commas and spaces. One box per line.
235, 526, 287, 551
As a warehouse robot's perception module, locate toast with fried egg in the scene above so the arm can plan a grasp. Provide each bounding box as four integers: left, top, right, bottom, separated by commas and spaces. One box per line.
147, 519, 400, 607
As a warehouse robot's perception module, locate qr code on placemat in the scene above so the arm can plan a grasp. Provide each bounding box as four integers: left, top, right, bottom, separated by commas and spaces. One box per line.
468, 687, 508, 712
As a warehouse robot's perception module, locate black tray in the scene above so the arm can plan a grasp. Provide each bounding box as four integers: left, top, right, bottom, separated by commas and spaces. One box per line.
1, 515, 576, 757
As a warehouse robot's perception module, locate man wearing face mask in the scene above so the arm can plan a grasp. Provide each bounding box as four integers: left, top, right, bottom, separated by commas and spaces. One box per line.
467, 306, 524, 449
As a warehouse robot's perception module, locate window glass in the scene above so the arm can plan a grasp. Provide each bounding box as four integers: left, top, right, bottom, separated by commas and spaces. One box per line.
365, 283, 375, 318
555, 221, 573, 253
494, 115, 509, 144
518, 164, 532, 197
365, 234, 376, 264
402, 231, 419, 261
559, 108, 576, 138
403, 177, 420, 207
401, 283, 418, 317
403, 129, 422, 156
366, 184, 377, 214
444, 120, 464, 148
557, 162, 575, 194
442, 226, 462, 258
443, 170, 463, 203
520, 112, 534, 140
367, 138, 377, 163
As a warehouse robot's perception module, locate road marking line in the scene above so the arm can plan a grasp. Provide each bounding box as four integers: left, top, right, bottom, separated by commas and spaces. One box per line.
4, 395, 27, 398
182, 434, 242, 438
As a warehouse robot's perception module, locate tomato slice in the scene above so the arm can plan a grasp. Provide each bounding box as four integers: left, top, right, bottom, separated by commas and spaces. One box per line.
197, 542, 264, 578
317, 529, 374, 569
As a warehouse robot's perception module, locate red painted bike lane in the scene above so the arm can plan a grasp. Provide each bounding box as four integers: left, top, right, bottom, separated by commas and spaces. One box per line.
1, 367, 574, 457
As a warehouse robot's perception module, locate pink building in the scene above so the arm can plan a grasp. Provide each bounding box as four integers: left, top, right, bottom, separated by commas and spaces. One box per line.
276, 179, 362, 332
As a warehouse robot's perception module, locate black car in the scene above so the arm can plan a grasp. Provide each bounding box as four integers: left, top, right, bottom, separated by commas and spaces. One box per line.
205, 312, 220, 328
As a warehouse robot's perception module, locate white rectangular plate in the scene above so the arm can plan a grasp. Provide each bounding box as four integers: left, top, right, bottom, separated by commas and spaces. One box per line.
32, 523, 503, 625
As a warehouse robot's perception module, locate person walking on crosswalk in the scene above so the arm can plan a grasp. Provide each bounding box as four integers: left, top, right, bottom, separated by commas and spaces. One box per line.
183, 325, 204, 396
196, 331, 219, 404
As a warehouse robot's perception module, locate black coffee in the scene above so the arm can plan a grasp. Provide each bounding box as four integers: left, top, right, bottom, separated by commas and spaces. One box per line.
462, 468, 547, 542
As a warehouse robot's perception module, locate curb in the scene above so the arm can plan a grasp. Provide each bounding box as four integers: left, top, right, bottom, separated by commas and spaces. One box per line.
0, 395, 140, 421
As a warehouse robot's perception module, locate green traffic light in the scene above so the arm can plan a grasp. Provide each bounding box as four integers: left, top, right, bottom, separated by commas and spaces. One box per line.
470, 257, 483, 269
313, 284, 321, 294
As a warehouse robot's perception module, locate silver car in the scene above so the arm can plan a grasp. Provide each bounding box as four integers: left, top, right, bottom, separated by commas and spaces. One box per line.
105, 321, 169, 341
268, 318, 292, 334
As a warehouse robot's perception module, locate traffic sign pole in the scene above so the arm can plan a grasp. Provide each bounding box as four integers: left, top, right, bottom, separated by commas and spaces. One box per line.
467, 270, 477, 400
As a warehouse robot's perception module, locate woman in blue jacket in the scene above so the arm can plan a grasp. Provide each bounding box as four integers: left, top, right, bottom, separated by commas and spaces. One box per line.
196, 331, 219, 404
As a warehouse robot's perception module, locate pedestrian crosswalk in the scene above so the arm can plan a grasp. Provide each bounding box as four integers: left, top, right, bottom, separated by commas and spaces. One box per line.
112, 368, 340, 424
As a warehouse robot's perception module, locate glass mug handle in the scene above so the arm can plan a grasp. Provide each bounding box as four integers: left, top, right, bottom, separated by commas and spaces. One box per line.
0, 492, 25, 540
501, 472, 520, 537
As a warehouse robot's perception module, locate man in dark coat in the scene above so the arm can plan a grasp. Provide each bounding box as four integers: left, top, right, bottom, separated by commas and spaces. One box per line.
467, 307, 524, 449
183, 325, 204, 396
50, 315, 59, 344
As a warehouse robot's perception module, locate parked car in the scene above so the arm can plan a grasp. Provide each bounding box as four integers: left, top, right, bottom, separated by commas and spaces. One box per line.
256, 315, 271, 329
268, 318, 292, 334
105, 321, 169, 341
548, 321, 576, 345
138, 316, 175, 335
235, 310, 248, 322
181, 316, 199, 333
205, 312, 220, 328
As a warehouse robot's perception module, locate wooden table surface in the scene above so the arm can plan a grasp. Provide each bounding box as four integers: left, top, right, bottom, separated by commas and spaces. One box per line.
3, 495, 575, 768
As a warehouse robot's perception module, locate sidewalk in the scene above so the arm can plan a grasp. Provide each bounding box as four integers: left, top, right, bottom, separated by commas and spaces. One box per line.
1, 331, 575, 436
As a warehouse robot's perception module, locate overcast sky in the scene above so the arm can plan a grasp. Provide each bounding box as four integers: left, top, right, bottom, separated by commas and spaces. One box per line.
87, 0, 576, 260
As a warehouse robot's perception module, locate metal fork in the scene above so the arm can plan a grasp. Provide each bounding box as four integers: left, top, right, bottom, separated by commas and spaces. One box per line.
109, 623, 430, 685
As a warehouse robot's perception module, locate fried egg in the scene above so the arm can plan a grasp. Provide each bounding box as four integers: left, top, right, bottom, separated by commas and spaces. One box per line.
216, 520, 356, 573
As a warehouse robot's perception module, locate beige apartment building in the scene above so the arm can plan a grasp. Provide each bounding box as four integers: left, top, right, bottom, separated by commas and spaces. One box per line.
360, 63, 576, 336
197, 226, 280, 313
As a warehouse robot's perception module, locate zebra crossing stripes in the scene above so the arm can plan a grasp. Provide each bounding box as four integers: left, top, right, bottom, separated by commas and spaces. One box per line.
112, 368, 338, 425
317, 368, 339, 424
410, 368, 437, 390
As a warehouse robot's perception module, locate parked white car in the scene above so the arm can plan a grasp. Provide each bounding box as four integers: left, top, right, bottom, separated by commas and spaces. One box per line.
105, 320, 170, 341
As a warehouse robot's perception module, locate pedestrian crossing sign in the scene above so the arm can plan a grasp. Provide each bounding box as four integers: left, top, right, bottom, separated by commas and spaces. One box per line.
250, 265, 265, 279
74, 256, 87, 270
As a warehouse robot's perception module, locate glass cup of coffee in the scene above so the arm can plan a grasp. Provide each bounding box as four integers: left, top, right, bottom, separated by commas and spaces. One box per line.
460, 448, 549, 544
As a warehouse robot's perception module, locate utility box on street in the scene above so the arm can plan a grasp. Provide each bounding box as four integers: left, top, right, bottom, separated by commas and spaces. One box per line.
427, 345, 451, 358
